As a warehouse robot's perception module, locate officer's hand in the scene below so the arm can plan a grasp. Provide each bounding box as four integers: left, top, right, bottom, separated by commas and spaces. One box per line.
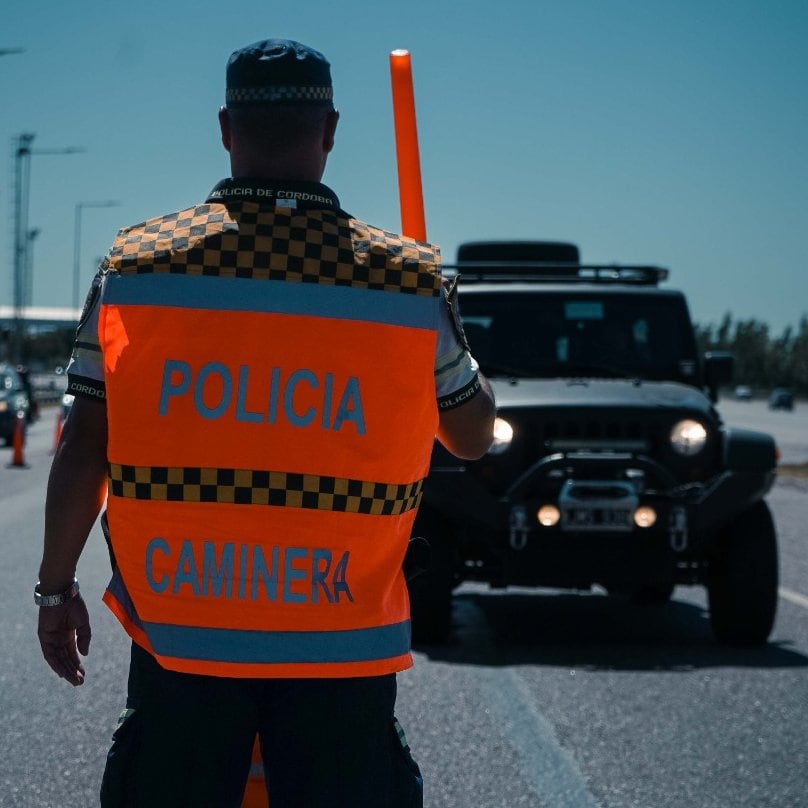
37, 594, 91, 686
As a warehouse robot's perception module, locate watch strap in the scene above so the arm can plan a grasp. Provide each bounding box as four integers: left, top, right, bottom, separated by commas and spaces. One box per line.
34, 578, 80, 607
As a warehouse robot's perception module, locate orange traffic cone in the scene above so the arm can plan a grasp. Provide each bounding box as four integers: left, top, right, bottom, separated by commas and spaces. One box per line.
53, 409, 65, 453
8, 416, 27, 468
241, 736, 269, 807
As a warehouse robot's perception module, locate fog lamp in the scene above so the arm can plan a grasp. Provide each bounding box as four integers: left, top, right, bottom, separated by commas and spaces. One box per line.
633, 506, 657, 528
537, 505, 561, 527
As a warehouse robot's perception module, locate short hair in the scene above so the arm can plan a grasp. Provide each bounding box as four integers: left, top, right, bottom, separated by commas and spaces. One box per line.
227, 104, 332, 149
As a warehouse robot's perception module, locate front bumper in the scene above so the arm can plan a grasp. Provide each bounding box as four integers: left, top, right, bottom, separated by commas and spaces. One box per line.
423, 450, 775, 586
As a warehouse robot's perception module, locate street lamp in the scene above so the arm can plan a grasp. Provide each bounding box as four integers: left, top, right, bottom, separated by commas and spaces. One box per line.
73, 200, 120, 312
10, 134, 83, 363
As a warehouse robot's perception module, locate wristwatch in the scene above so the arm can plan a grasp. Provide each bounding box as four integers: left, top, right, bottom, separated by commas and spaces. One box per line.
34, 578, 80, 607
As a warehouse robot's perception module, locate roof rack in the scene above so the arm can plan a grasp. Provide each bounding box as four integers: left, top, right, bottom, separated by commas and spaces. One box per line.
443, 262, 669, 286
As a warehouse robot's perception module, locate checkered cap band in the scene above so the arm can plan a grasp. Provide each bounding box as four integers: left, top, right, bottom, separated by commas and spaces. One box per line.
109, 204, 441, 297
108, 463, 424, 516
226, 86, 333, 103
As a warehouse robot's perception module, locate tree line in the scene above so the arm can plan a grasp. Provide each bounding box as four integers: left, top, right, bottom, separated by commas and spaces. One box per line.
695, 313, 808, 396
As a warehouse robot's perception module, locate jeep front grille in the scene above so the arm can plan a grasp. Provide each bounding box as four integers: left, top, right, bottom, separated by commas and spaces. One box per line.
542, 417, 653, 453
547, 438, 649, 451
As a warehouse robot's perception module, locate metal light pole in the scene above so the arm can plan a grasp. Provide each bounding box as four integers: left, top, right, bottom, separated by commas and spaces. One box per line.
11, 134, 34, 363
73, 200, 120, 313
25, 227, 40, 307
10, 134, 83, 363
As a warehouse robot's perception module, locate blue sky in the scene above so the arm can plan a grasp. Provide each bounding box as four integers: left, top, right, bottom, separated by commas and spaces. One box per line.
2, 0, 806, 334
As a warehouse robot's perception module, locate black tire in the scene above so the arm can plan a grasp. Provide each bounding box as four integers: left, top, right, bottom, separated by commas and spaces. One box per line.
407, 507, 454, 644
707, 500, 778, 645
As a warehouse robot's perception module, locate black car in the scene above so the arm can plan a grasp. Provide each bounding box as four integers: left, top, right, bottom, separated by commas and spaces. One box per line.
768, 388, 794, 411
409, 241, 779, 645
0, 363, 31, 446
14, 365, 40, 423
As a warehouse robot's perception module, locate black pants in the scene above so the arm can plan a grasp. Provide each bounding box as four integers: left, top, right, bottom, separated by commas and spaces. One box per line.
100, 644, 423, 808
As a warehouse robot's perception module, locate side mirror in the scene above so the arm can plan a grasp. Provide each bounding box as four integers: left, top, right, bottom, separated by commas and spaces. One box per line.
703, 351, 734, 403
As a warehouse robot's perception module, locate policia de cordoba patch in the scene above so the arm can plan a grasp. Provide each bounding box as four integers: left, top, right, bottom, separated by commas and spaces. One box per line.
437, 374, 481, 411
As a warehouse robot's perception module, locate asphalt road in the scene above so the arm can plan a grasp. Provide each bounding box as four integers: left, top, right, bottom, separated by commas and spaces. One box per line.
1, 402, 806, 807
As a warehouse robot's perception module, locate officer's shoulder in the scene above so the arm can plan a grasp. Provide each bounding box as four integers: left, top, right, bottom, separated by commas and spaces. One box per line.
347, 216, 441, 267
114, 202, 210, 240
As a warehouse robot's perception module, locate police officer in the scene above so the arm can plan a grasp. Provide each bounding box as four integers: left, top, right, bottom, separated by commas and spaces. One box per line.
36, 38, 495, 807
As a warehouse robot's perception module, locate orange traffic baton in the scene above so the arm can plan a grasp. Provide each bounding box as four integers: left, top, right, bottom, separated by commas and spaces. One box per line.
389, 49, 427, 241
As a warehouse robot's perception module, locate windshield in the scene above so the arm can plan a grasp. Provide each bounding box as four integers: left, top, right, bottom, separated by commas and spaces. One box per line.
459, 290, 701, 383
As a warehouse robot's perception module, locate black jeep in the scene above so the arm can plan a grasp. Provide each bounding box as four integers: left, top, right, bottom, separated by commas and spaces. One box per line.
409, 241, 779, 645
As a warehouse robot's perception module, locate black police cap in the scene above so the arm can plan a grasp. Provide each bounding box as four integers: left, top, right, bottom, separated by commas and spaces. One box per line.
226, 39, 333, 107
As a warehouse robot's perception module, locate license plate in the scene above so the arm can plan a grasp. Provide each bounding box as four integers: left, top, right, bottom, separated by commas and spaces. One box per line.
562, 506, 633, 532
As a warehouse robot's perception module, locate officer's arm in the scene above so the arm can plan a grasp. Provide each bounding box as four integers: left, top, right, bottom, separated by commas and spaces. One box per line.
37, 396, 108, 685
437, 372, 496, 460
39, 396, 109, 590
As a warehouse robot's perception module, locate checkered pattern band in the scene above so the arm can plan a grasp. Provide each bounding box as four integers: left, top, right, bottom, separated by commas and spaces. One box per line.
108, 205, 441, 297
226, 86, 333, 103
108, 463, 424, 516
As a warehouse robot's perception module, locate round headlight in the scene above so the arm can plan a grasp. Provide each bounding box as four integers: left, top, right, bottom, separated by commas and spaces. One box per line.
670, 419, 707, 456
488, 416, 514, 455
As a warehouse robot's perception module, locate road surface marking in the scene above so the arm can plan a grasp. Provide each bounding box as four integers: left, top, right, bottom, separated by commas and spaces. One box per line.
478, 667, 600, 808
779, 587, 808, 610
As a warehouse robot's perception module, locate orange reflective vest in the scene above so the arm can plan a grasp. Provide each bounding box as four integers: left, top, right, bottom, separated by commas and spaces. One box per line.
100, 183, 441, 678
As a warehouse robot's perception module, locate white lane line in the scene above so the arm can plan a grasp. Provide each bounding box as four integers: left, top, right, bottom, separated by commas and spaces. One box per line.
478, 667, 600, 808
779, 587, 808, 610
